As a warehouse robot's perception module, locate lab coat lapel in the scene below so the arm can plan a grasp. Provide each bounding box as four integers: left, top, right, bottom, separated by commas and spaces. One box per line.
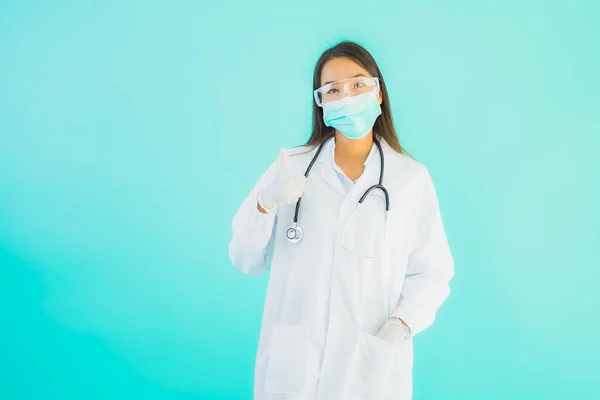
319, 164, 347, 199
337, 142, 382, 226
349, 152, 380, 202
318, 137, 347, 199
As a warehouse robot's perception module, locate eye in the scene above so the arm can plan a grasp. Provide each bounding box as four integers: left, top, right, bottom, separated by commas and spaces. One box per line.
326, 88, 339, 94
353, 82, 365, 89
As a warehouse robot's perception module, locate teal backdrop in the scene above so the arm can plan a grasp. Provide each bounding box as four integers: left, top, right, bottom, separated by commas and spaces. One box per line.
1, 1, 599, 399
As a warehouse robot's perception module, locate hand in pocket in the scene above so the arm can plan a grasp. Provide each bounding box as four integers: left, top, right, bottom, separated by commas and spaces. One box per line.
376, 318, 412, 346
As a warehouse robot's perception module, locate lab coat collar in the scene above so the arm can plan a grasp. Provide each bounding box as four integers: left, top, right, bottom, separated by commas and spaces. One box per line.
316, 134, 385, 199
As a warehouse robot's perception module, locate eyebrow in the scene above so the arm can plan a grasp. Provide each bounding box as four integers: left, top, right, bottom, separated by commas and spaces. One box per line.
323, 73, 365, 86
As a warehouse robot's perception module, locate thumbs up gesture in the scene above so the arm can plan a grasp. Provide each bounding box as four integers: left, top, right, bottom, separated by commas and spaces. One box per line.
258, 149, 308, 211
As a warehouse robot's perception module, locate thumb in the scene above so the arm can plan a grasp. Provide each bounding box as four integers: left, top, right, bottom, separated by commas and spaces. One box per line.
279, 148, 289, 172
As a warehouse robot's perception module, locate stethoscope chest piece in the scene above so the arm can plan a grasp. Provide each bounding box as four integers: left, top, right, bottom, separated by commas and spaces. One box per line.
286, 223, 303, 243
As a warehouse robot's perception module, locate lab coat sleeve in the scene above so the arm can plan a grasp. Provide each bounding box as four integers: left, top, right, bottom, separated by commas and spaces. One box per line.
391, 168, 454, 335
228, 158, 279, 276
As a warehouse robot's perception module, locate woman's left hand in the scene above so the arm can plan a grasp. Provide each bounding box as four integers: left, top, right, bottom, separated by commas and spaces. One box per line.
376, 318, 412, 344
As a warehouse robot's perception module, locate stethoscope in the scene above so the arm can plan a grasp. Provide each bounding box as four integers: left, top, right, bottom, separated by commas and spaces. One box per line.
286, 136, 390, 243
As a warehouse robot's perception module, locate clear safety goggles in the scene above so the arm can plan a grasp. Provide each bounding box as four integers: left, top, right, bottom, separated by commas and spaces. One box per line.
314, 76, 380, 107
339, 190, 388, 259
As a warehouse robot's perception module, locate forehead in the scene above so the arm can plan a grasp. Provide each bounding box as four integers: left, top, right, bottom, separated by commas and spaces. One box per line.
320, 57, 372, 86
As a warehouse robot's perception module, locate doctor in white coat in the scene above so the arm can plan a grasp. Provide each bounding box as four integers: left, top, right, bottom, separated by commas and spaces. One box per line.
229, 41, 454, 400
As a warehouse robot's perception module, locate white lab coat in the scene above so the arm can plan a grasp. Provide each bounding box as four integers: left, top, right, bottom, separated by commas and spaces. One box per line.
229, 136, 454, 400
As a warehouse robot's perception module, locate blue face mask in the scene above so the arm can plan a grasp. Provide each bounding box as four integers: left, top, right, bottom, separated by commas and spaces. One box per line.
322, 91, 382, 139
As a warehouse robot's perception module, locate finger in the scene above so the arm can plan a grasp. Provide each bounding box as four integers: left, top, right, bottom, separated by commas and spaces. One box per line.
279, 148, 289, 172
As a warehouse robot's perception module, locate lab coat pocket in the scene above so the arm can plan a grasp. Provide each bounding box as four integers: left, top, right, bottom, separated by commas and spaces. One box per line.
386, 337, 414, 399
346, 332, 399, 399
265, 324, 308, 395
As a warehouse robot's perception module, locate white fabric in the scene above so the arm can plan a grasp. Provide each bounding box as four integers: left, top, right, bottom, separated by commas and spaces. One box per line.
335, 168, 354, 193
229, 136, 454, 400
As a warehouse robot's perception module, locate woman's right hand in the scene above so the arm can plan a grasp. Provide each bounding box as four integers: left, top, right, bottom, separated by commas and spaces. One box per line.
257, 149, 307, 213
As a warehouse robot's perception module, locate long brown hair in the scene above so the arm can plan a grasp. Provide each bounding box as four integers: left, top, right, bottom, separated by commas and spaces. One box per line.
306, 40, 410, 157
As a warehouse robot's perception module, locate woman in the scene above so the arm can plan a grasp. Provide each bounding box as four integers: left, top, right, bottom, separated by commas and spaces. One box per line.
229, 41, 454, 400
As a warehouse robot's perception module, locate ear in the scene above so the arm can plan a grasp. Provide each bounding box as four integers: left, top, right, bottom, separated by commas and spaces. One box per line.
377, 91, 383, 105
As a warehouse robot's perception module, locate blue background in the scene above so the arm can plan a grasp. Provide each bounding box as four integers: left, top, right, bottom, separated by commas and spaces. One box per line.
1, 1, 599, 398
